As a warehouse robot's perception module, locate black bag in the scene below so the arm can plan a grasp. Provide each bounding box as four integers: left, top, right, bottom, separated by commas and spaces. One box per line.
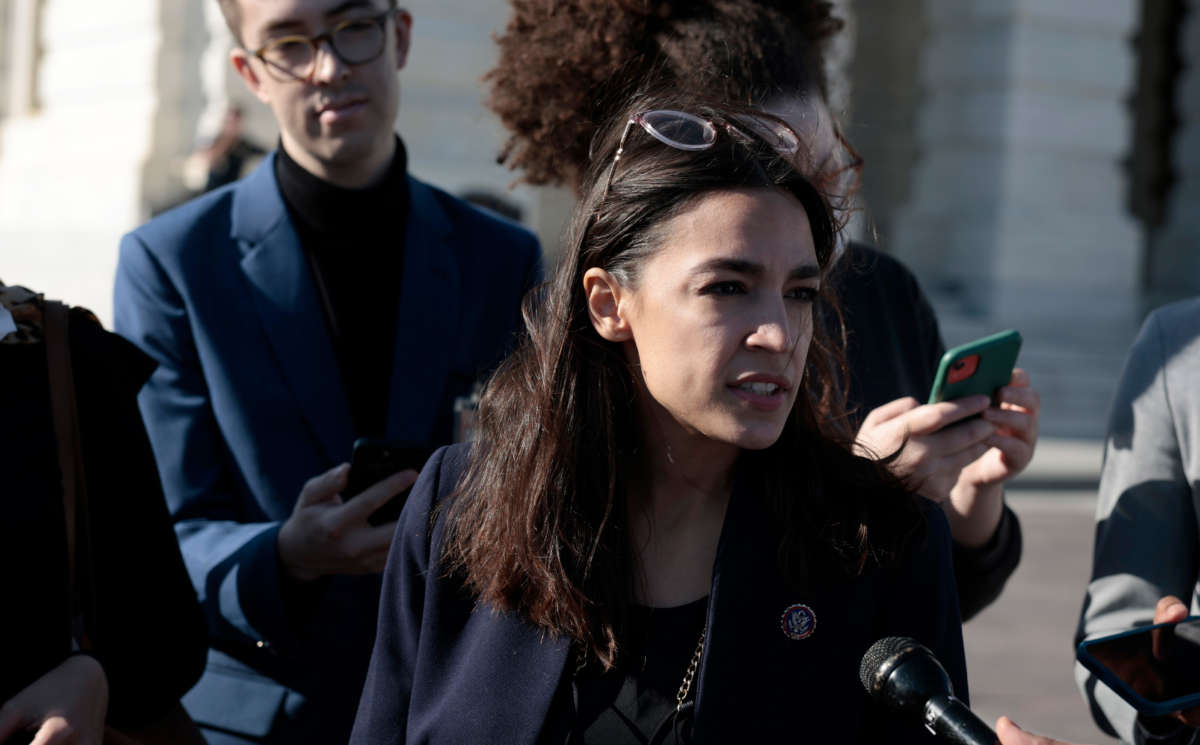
0, 282, 207, 745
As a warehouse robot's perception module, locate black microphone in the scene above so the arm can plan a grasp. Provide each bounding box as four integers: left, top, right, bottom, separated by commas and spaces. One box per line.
859, 636, 998, 745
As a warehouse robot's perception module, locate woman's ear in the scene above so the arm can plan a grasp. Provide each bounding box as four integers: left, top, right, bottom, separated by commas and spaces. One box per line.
583, 268, 632, 342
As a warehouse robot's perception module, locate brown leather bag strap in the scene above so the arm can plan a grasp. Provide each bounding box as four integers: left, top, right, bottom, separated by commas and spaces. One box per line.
42, 300, 205, 745
43, 300, 95, 637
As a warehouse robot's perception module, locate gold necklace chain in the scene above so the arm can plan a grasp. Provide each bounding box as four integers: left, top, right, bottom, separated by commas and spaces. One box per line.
574, 619, 708, 714
675, 623, 706, 712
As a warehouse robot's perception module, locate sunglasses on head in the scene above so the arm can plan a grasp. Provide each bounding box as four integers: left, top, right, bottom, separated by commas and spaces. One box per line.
598, 108, 802, 200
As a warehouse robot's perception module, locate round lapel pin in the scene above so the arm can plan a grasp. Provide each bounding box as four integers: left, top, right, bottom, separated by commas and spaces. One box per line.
780, 603, 817, 641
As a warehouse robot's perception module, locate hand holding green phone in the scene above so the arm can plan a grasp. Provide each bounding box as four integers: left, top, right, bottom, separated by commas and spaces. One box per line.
928, 329, 1022, 405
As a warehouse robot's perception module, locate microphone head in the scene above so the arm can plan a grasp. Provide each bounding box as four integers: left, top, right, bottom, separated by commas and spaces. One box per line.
859, 636, 923, 697
859, 636, 954, 714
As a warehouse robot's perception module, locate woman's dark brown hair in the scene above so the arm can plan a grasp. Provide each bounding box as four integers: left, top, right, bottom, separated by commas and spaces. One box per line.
442, 96, 920, 668
487, 0, 844, 189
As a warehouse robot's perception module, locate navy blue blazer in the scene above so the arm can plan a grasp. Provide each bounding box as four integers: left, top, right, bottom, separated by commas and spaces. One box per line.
351, 445, 968, 744
113, 154, 541, 743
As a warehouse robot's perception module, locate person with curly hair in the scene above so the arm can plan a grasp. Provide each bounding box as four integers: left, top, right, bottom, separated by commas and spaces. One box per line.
485, 0, 1040, 622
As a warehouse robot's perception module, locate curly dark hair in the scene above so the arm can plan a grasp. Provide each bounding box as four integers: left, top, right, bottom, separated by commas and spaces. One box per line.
487, 0, 844, 187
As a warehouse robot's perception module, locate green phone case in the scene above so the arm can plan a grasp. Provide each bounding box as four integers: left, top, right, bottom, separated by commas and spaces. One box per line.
927, 329, 1022, 405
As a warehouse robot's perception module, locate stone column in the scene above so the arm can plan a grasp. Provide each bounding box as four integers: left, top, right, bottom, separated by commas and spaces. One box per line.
895, 0, 1141, 318
1151, 5, 1200, 296
0, 0, 162, 325
396, 1, 538, 224
141, 0, 215, 213
192, 3, 278, 157
5, 0, 39, 116
844, 0, 930, 251
825, 0, 857, 117
890, 0, 1142, 438
0, 2, 8, 119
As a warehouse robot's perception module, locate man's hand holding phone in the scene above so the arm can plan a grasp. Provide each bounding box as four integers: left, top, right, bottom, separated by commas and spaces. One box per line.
1077, 594, 1200, 738
1152, 595, 1200, 728
277, 463, 417, 583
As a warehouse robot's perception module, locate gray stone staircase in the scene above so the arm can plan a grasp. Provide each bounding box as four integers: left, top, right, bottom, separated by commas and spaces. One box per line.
928, 288, 1143, 442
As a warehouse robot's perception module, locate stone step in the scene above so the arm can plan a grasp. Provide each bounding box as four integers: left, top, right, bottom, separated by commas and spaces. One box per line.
929, 293, 1139, 441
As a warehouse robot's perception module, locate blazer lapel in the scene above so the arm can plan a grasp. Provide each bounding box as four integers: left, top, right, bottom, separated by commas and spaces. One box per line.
233, 154, 355, 465
468, 611, 571, 744
693, 471, 879, 743
695, 471, 824, 742
383, 177, 459, 445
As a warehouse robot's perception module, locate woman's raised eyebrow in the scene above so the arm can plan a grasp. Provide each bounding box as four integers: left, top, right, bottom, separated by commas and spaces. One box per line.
692, 257, 761, 276
692, 258, 820, 280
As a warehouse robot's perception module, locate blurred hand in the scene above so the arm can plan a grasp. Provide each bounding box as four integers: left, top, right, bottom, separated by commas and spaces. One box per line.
996, 716, 1092, 745
0, 654, 108, 745
1152, 595, 1200, 727
277, 463, 417, 582
943, 369, 1040, 546
954, 369, 1040, 493
994, 597, 1193, 745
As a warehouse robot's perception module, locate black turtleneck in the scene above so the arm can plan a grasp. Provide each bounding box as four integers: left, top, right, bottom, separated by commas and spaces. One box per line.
275, 139, 410, 439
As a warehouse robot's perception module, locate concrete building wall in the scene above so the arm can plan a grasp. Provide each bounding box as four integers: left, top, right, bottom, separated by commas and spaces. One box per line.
845, 0, 930, 250
394, 1, 571, 263
1153, 4, 1200, 294
847, 0, 1146, 438
0, 1, 13, 122
891, 0, 1140, 300
0, 0, 160, 323
0, 0, 1195, 439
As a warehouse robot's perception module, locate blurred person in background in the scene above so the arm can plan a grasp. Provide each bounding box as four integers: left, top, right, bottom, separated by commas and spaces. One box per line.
112, 0, 541, 742
485, 0, 1040, 621
181, 106, 267, 195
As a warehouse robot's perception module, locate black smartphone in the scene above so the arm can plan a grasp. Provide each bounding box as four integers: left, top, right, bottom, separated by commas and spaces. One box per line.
1077, 617, 1200, 716
344, 438, 432, 526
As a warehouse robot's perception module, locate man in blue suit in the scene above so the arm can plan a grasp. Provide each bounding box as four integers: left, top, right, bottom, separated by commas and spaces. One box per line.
112, 0, 541, 742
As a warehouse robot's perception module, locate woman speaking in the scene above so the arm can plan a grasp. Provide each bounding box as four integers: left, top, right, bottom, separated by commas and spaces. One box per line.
349, 95, 965, 744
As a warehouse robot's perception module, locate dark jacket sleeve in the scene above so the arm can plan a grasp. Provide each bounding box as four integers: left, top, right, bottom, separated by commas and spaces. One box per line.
113, 229, 298, 655
889, 500, 970, 702
855, 498, 969, 744
832, 243, 945, 416
350, 446, 452, 745
953, 504, 1023, 622
833, 243, 1022, 621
